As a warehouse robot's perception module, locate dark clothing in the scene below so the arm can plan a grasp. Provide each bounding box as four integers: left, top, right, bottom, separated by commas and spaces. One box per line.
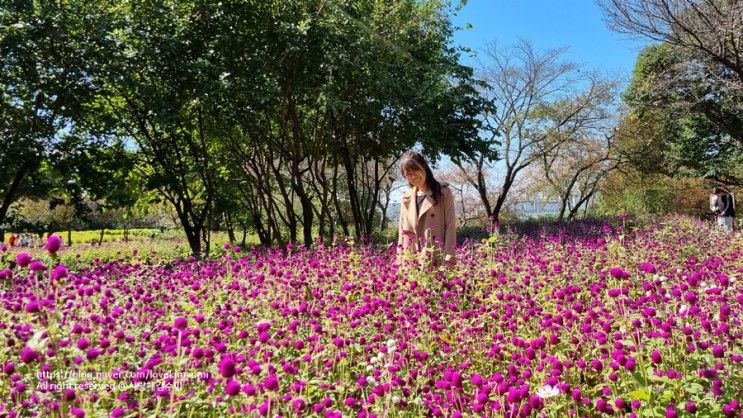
716, 194, 736, 218
416, 194, 426, 212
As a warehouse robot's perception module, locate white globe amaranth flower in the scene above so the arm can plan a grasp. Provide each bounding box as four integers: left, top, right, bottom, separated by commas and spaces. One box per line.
28, 330, 48, 352
536, 385, 560, 399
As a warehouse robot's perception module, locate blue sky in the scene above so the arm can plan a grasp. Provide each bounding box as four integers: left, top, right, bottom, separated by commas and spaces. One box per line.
451, 0, 651, 82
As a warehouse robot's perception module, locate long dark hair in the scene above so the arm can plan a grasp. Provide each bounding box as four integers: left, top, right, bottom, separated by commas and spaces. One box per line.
400, 150, 443, 204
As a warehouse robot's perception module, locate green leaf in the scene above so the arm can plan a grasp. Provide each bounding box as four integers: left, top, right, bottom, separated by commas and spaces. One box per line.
649, 374, 673, 384
659, 389, 674, 404
686, 383, 704, 394
629, 389, 651, 402
438, 333, 454, 345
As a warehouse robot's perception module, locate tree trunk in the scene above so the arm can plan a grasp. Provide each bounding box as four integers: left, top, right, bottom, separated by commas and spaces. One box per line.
476, 157, 493, 218
98, 228, 105, 246
224, 212, 236, 243
331, 165, 350, 237
291, 169, 314, 246
0, 163, 32, 233
204, 204, 213, 255
455, 157, 493, 218
558, 195, 569, 220
362, 159, 383, 238
340, 142, 363, 238
476, 172, 493, 218
378, 191, 391, 232
253, 216, 270, 246
172, 202, 202, 257
184, 226, 201, 256
491, 176, 514, 224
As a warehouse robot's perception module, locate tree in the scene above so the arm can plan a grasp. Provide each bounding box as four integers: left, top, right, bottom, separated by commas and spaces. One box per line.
218, 0, 493, 245
537, 133, 620, 219
0, 1, 98, 240
437, 167, 489, 227
457, 40, 607, 223
43, 135, 137, 242
620, 43, 743, 185
534, 73, 621, 219
595, 167, 711, 217
86, 0, 234, 256
598, 0, 743, 144
2, 0, 495, 249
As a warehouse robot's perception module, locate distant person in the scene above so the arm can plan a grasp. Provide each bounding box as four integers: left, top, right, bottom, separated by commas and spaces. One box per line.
8, 234, 17, 247
710, 187, 736, 232
397, 150, 456, 269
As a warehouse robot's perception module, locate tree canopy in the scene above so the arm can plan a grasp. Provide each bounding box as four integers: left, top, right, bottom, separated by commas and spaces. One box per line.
0, 0, 494, 254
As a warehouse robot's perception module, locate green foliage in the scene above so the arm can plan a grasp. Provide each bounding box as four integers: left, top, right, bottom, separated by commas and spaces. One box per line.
621, 43, 743, 185
0, 1, 99, 227
593, 169, 711, 217
1, 0, 493, 250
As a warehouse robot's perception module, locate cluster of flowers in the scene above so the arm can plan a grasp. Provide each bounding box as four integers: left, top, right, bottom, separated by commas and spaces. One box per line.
0, 217, 741, 417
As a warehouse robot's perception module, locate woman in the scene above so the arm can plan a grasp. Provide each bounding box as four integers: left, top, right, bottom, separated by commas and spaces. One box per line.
397, 150, 456, 268
710, 186, 736, 232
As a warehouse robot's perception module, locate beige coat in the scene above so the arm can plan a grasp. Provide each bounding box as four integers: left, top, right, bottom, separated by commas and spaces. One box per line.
397, 184, 456, 267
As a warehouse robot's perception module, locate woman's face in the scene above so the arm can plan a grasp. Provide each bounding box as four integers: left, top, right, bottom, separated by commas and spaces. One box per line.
403, 167, 427, 190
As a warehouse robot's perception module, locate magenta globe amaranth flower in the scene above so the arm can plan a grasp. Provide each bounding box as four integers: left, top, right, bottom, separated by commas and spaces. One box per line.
263, 374, 279, 391
665, 405, 677, 418
45, 234, 63, 254
225, 379, 241, 396
242, 383, 256, 396
63, 389, 76, 401
639, 262, 656, 273
77, 338, 90, 350
20, 347, 39, 363
52, 264, 68, 280
29, 260, 47, 272
24, 300, 40, 313
712, 345, 725, 358
174, 317, 188, 330
218, 357, 236, 378
4, 362, 15, 374
15, 252, 32, 267
86, 348, 102, 360
610, 267, 630, 279
722, 399, 739, 417
292, 398, 306, 411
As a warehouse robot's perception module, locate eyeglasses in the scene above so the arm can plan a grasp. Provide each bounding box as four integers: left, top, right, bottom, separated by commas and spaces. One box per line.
403, 169, 424, 179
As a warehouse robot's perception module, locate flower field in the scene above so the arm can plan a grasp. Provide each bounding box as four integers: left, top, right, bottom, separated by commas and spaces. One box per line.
1, 217, 741, 417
